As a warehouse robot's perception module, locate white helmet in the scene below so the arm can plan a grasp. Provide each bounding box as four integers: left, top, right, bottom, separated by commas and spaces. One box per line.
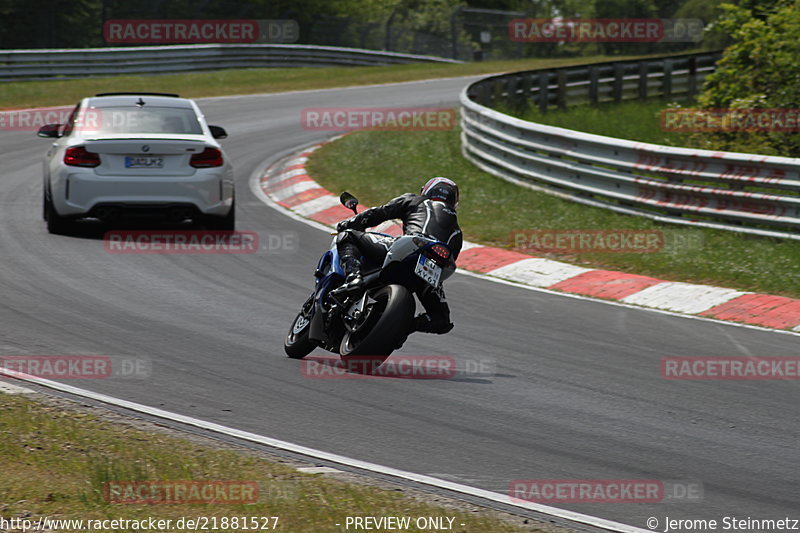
420, 177, 459, 208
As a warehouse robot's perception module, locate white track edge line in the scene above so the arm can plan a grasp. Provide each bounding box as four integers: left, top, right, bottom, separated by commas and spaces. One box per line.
250, 145, 800, 339
0, 369, 649, 533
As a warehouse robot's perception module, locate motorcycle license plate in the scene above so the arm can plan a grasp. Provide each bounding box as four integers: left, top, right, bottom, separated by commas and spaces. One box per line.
414, 255, 442, 287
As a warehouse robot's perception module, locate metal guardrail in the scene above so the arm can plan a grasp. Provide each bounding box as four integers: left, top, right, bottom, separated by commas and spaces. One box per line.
460, 52, 800, 241
0, 44, 461, 81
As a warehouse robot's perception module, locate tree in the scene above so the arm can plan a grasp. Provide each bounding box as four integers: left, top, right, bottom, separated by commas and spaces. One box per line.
691, 0, 800, 155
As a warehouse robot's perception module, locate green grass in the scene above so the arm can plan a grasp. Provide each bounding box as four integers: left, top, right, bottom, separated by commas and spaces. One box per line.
508, 98, 696, 147
0, 394, 535, 533
0, 53, 669, 110
507, 99, 800, 197
512, 97, 800, 159
307, 130, 800, 299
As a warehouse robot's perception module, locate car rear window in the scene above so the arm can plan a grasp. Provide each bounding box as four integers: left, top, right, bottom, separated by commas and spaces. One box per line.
80, 106, 203, 135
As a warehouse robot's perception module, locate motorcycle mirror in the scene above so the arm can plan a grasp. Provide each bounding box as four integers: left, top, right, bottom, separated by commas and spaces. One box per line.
340, 192, 359, 215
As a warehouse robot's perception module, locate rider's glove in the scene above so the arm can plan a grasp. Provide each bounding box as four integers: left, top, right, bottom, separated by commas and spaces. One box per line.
336, 219, 352, 232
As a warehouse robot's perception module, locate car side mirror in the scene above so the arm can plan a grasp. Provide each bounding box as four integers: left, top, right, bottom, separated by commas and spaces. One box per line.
37, 124, 62, 138
340, 192, 358, 215
209, 125, 227, 139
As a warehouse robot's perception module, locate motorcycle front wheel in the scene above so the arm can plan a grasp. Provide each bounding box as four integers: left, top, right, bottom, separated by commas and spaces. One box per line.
339, 284, 415, 358
284, 295, 317, 359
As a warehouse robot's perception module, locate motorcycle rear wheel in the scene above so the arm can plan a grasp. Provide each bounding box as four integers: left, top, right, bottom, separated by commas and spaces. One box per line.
339, 284, 415, 358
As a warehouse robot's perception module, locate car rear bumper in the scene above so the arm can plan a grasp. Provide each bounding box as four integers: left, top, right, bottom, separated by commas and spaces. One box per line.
51, 168, 234, 218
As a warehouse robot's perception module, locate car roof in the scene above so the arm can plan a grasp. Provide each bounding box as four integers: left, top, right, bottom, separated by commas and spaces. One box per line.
85, 95, 196, 109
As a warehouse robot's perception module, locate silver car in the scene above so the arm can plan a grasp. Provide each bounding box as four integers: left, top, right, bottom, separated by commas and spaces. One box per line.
38, 92, 235, 234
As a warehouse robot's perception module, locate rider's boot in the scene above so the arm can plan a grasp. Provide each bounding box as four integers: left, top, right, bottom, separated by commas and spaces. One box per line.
340, 254, 363, 288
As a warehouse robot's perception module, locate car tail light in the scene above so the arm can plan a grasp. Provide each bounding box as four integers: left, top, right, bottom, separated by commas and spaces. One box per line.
426, 243, 451, 263
190, 147, 223, 168
64, 146, 100, 167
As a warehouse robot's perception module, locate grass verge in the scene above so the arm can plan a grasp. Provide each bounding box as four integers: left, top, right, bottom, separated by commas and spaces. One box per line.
307, 130, 800, 299
506, 98, 696, 147
0, 392, 541, 533
506, 99, 800, 197
1, 53, 667, 110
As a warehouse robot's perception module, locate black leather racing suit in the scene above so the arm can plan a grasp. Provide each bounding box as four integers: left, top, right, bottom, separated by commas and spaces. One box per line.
336, 193, 462, 334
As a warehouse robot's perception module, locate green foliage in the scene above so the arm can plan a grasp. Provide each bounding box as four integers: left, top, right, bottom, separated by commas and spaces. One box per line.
327, 0, 400, 22
693, 0, 800, 156
672, 0, 731, 50
0, 0, 102, 47
673, 0, 727, 23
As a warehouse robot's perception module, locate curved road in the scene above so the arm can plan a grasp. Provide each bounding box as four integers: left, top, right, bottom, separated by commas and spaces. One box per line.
1, 77, 798, 530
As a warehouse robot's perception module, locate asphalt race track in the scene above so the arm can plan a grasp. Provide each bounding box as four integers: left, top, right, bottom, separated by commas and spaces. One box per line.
1, 76, 798, 530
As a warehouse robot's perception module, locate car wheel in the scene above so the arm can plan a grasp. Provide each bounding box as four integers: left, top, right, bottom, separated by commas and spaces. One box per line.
205, 200, 235, 231
45, 192, 72, 235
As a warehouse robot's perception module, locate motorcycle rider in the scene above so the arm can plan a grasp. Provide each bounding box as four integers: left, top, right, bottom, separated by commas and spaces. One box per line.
335, 177, 462, 334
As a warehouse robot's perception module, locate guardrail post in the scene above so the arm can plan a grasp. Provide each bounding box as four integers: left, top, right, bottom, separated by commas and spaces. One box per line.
589, 66, 598, 105
638, 61, 648, 100
493, 79, 504, 106
509, 75, 519, 108
520, 73, 533, 110
663, 59, 673, 98
511, 75, 529, 111
473, 83, 487, 106
556, 70, 567, 109
612, 63, 624, 102
538, 71, 549, 113
687, 56, 697, 97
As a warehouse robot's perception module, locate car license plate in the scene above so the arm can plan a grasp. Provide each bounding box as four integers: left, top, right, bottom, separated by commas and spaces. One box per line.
414, 255, 442, 287
125, 156, 164, 168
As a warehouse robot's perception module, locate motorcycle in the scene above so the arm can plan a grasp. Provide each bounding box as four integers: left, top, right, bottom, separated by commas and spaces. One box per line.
284, 192, 456, 360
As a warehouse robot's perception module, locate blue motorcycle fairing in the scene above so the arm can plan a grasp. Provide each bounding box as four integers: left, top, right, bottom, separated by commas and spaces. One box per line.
309, 247, 347, 343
